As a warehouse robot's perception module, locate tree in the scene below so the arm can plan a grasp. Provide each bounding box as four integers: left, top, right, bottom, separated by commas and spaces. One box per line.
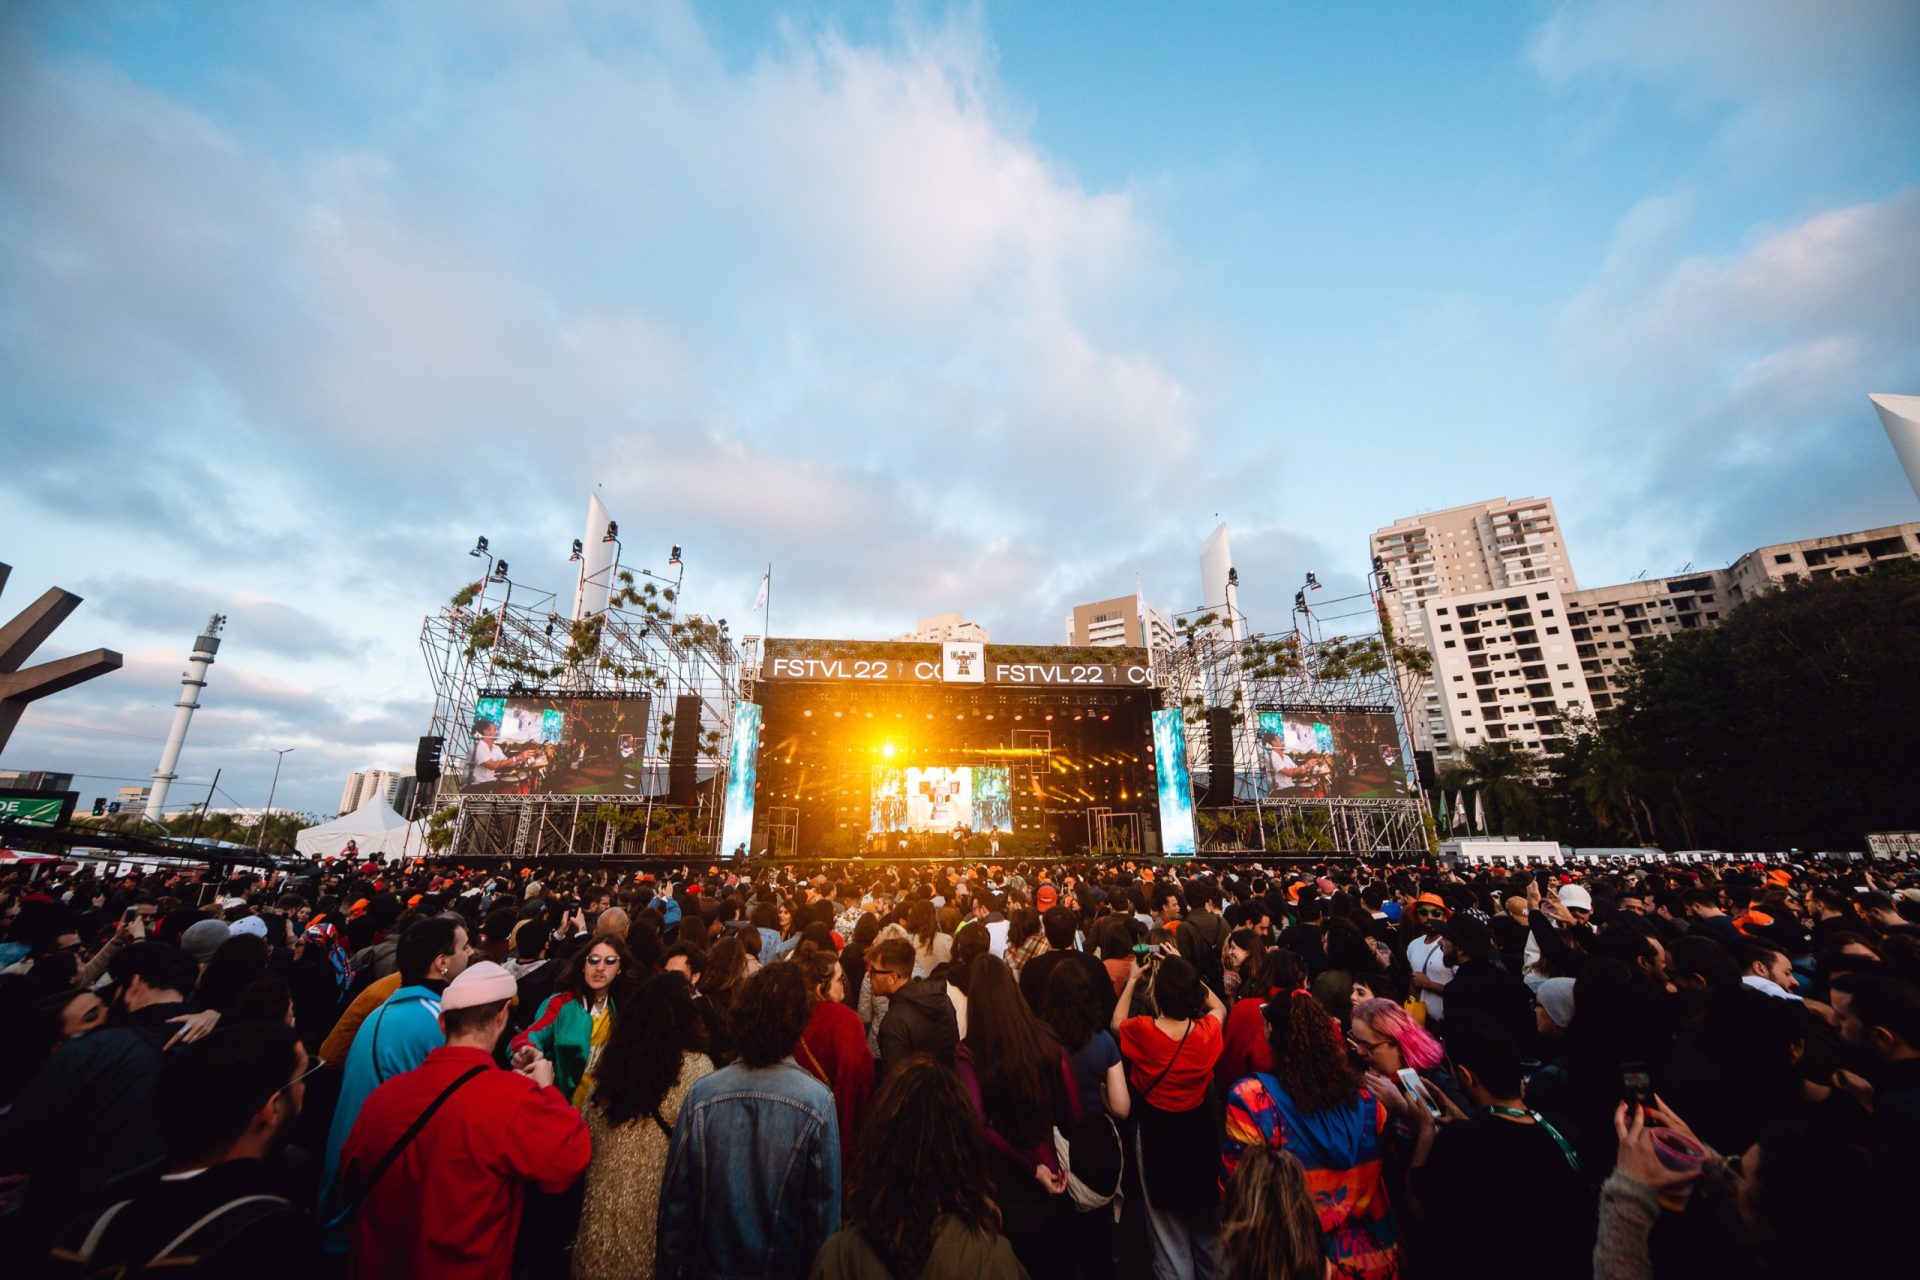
1598, 561, 1919, 850
1436, 742, 1544, 836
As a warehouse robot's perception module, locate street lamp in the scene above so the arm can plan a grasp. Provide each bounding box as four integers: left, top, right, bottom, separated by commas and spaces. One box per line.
261, 747, 294, 849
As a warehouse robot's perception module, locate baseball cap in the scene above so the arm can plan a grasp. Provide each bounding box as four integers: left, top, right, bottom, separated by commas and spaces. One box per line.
441, 960, 517, 1011
1558, 884, 1593, 912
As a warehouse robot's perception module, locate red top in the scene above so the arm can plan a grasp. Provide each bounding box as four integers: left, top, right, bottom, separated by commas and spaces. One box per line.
797, 998, 874, 1172
1118, 1014, 1223, 1112
1217, 990, 1278, 1090
339, 1045, 591, 1280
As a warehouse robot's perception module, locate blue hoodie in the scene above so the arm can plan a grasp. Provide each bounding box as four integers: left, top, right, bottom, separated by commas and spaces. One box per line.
318, 982, 445, 1250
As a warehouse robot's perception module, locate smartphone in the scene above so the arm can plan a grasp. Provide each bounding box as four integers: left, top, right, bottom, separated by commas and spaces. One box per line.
1131, 942, 1154, 956
1397, 1068, 1443, 1119
1621, 1062, 1654, 1111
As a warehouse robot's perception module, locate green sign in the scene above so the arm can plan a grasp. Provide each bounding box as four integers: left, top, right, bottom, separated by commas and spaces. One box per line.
0, 796, 65, 828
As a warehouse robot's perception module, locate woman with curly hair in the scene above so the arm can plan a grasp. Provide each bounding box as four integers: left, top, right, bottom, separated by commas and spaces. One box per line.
1221, 990, 1403, 1280
572, 973, 713, 1280
512, 930, 638, 1105
793, 942, 874, 1173
811, 1054, 1026, 1280
1218, 1145, 1331, 1280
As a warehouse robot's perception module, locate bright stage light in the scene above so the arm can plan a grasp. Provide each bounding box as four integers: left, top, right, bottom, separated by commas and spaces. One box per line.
882, 742, 896, 758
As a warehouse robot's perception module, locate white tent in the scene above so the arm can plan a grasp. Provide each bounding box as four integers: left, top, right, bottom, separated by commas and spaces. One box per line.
295, 791, 424, 860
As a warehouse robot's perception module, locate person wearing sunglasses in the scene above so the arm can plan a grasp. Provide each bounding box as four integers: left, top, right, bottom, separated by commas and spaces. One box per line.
1406, 894, 1455, 1027
512, 931, 637, 1107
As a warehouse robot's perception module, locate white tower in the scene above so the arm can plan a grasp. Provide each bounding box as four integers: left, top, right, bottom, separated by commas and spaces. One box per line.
1870, 393, 1920, 504
145, 615, 224, 824
572, 493, 617, 620
1198, 523, 1245, 641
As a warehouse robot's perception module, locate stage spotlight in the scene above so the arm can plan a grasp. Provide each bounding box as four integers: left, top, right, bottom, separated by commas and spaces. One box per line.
669, 545, 683, 566
1045, 713, 1054, 721
864, 712, 873, 719
1013, 714, 1023, 721
492, 561, 510, 581
1306, 571, 1322, 590
1228, 567, 1240, 587
570, 539, 583, 561
604, 521, 619, 542
803, 709, 812, 717
834, 710, 842, 718
470, 536, 489, 557
882, 742, 896, 758
926, 713, 934, 719
1074, 713, 1084, 721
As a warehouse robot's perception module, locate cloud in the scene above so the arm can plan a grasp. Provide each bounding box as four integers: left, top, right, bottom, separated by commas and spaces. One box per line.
1528, 0, 1920, 163
77, 575, 357, 660
1555, 186, 1920, 567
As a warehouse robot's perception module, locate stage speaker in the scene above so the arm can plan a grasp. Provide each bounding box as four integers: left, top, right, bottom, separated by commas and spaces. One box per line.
1414, 750, 1437, 792
414, 735, 445, 785
669, 695, 702, 804
1206, 707, 1236, 807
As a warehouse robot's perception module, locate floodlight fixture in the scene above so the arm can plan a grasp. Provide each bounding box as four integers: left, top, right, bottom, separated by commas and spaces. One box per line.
471, 536, 489, 557
1305, 571, 1322, 591
604, 521, 619, 543
1227, 567, 1239, 587
669, 545, 683, 566
570, 539, 583, 561
492, 561, 509, 582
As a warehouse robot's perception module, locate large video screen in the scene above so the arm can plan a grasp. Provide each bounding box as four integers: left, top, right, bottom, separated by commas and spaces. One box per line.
1258, 708, 1409, 799
869, 766, 1012, 834
1152, 709, 1197, 856
466, 694, 651, 794
719, 703, 762, 858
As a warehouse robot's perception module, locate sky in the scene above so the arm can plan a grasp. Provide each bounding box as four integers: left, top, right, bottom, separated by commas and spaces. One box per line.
2, 0, 1916, 817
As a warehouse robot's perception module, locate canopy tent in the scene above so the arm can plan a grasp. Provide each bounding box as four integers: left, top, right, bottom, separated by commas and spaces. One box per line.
294, 791, 424, 860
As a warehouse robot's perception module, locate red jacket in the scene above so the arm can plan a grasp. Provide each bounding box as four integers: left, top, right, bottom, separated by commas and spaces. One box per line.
339, 1045, 590, 1280
1217, 990, 1278, 1092
797, 998, 873, 1170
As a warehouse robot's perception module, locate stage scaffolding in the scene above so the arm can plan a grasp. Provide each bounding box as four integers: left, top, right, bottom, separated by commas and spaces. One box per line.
1154, 623, 1434, 856
419, 581, 741, 860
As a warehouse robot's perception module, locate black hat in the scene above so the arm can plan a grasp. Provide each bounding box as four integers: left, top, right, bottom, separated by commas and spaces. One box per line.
1441, 914, 1494, 958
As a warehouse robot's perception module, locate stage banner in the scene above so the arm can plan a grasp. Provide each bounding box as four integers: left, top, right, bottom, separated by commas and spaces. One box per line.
763, 638, 1152, 687
718, 703, 762, 858
1151, 709, 1198, 857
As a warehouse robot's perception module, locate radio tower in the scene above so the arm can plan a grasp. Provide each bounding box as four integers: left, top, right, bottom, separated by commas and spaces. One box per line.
145, 615, 225, 824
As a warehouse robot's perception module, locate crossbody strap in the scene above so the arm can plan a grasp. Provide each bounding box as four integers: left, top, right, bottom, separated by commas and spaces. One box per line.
337, 1065, 486, 1217
153, 1195, 288, 1261
1137, 1022, 1193, 1104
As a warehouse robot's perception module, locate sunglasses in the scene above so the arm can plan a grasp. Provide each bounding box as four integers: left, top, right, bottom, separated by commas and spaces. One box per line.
280, 1056, 327, 1094
1415, 908, 1446, 918
585, 956, 621, 966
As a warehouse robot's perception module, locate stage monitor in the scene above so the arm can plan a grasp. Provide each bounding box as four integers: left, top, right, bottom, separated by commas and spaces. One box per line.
869, 765, 1012, 834
465, 694, 651, 794
1152, 709, 1197, 856
1257, 707, 1409, 799
719, 702, 762, 858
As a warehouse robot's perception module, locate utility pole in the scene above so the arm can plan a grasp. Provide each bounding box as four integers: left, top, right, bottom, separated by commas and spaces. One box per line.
261, 748, 294, 850
187, 768, 221, 844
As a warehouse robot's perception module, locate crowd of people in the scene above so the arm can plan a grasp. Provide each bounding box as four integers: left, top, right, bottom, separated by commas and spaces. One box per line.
1, 849, 1915, 1278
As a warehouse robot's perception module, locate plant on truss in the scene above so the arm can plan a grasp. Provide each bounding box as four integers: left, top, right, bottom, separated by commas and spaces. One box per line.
564, 614, 605, 665
424, 805, 459, 852
450, 581, 483, 609
463, 613, 501, 660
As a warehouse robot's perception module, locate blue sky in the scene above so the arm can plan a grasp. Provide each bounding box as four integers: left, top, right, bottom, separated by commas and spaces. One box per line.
3, 0, 1916, 816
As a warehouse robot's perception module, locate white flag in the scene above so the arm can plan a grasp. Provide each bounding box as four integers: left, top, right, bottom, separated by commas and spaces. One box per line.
753, 571, 769, 611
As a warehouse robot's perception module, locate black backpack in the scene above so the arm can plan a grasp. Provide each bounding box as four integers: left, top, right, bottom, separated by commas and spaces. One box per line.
52, 1194, 291, 1278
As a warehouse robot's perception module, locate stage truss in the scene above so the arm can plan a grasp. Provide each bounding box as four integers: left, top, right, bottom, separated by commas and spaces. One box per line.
420, 577, 741, 859
1154, 619, 1434, 856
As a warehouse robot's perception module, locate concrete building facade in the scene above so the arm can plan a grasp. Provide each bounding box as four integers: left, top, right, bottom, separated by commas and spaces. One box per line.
1065, 594, 1176, 649
892, 612, 990, 644
1376, 499, 1920, 761
339, 769, 403, 815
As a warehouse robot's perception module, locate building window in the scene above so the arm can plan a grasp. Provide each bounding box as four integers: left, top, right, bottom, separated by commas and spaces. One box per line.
1773, 553, 1791, 564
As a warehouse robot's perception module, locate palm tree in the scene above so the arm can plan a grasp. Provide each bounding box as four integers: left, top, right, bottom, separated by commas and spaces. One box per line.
1439, 742, 1543, 836
1570, 739, 1655, 846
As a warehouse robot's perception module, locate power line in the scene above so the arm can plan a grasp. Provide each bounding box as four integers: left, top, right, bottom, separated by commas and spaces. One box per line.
18, 714, 175, 743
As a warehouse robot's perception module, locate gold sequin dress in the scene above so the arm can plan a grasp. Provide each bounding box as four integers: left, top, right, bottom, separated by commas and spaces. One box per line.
571, 1050, 714, 1280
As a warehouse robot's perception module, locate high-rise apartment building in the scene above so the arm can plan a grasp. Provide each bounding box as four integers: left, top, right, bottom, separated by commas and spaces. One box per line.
892, 612, 990, 643
1371, 498, 1576, 755
1065, 594, 1176, 649
1375, 499, 1920, 763
339, 769, 402, 815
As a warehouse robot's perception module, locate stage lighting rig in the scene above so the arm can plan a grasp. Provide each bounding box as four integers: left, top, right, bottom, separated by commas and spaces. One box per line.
1305, 571, 1322, 591
570, 539, 583, 562
471, 536, 490, 557
603, 521, 619, 543
491, 561, 510, 582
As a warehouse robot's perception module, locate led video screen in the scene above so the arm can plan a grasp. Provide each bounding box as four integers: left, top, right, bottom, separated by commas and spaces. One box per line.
1152, 709, 1197, 856
1258, 708, 1410, 799
869, 765, 1012, 834
719, 703, 762, 858
466, 694, 651, 794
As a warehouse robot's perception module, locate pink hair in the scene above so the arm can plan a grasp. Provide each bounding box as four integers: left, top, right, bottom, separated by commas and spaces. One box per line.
1353, 997, 1445, 1070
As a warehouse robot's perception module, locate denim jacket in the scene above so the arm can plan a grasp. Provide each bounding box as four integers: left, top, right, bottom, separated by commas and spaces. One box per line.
656, 1057, 842, 1280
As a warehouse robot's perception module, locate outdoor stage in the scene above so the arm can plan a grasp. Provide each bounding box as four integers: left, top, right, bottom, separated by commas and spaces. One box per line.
720, 638, 1181, 858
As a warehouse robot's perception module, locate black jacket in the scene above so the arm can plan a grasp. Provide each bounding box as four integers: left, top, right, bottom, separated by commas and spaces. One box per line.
0, 1001, 188, 1231
877, 978, 959, 1077
1442, 958, 1537, 1052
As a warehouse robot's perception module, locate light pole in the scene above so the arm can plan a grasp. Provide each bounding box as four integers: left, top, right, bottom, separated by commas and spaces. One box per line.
261, 747, 294, 849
